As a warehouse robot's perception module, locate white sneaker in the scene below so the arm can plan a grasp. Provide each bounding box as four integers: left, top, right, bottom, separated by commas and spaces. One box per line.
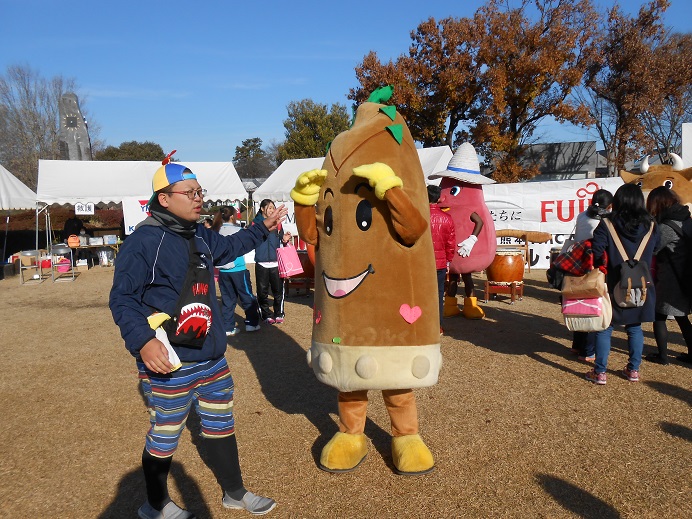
246, 324, 261, 332
226, 328, 239, 337
222, 491, 276, 515
138, 500, 195, 519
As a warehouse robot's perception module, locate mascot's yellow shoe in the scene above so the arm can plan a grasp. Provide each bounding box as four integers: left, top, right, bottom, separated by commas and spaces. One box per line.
391, 434, 435, 475
443, 296, 461, 317
462, 296, 485, 319
319, 432, 368, 473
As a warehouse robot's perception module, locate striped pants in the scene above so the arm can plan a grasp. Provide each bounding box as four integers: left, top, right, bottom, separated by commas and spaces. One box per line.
138, 356, 235, 458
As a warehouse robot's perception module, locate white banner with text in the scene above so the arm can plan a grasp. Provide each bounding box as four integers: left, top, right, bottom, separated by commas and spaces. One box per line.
484, 177, 625, 269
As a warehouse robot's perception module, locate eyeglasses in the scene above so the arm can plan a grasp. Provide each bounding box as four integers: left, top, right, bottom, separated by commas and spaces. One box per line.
166, 188, 207, 200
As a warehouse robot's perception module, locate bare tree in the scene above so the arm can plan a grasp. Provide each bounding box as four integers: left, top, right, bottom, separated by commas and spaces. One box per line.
263, 139, 283, 169
640, 33, 692, 161
579, 0, 672, 175
233, 137, 275, 179
0, 64, 99, 189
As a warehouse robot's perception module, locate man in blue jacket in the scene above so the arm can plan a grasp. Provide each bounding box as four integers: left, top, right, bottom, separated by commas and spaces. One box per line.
110, 162, 286, 518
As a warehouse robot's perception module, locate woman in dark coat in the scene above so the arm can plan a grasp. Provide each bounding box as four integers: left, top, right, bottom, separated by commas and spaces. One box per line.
586, 183, 659, 385
645, 186, 692, 364
252, 199, 291, 324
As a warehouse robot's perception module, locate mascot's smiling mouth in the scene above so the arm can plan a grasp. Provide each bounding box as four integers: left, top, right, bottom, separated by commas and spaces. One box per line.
323, 264, 375, 299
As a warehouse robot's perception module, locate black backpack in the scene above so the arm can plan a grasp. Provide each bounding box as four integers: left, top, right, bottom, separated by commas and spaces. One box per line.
604, 220, 654, 308
660, 219, 692, 297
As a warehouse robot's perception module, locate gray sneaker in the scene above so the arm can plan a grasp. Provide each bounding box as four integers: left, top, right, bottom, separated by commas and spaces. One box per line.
222, 491, 276, 515
138, 500, 195, 519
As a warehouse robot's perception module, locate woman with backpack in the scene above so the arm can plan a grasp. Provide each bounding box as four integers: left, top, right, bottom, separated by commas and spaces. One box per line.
585, 183, 659, 385
645, 186, 692, 365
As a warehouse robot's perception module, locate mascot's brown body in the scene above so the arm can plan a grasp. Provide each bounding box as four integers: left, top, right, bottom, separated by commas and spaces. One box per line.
621, 153, 692, 205
291, 88, 440, 475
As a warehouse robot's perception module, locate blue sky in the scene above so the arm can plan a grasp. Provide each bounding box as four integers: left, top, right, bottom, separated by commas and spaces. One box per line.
2, 0, 691, 162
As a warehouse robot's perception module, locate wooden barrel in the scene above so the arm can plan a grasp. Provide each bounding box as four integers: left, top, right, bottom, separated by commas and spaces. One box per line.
486, 249, 525, 283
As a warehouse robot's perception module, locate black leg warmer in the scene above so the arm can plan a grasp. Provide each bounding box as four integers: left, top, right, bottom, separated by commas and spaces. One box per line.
203, 435, 245, 497
141, 448, 172, 511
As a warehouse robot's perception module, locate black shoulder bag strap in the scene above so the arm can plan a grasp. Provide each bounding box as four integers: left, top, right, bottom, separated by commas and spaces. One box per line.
162, 238, 214, 349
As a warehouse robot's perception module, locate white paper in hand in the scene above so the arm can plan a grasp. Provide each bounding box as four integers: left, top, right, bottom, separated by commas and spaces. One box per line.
155, 327, 182, 371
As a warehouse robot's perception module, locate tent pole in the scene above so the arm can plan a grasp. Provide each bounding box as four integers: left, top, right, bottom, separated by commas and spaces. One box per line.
45, 207, 52, 249
2, 214, 8, 263
35, 204, 39, 250
35, 204, 50, 250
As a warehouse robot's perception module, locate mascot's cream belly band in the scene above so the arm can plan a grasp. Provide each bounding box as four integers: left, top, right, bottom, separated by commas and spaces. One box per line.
307, 341, 441, 391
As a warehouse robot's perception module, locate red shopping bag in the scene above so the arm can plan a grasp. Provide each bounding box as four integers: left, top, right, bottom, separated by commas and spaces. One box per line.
277, 244, 304, 278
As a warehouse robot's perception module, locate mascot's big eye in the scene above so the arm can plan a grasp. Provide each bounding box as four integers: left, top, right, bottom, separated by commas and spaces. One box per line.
636, 180, 643, 188
664, 180, 673, 189
324, 206, 333, 236
355, 200, 372, 231
450, 186, 461, 196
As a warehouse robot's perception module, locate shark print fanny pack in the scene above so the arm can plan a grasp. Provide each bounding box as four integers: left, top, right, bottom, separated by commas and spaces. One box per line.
163, 239, 213, 349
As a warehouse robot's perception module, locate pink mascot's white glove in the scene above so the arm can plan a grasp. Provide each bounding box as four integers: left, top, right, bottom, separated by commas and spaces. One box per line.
458, 235, 478, 257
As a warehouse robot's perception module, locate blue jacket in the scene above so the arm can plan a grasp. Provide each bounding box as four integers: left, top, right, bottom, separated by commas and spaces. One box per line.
218, 223, 247, 272
109, 219, 269, 362
252, 213, 282, 263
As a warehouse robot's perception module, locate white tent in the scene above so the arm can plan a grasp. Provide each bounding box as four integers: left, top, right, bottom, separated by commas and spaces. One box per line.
254, 146, 453, 203
1, 163, 40, 262
417, 145, 454, 180
37, 160, 247, 204
254, 157, 324, 203
0, 163, 36, 210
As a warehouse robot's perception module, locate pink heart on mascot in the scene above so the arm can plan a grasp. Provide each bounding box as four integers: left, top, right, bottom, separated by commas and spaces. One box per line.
399, 304, 422, 324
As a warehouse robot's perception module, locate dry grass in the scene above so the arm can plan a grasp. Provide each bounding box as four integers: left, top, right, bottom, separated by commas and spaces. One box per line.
0, 267, 690, 518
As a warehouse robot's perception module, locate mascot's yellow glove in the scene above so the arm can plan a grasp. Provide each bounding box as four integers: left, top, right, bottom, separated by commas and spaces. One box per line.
290, 169, 328, 206
352, 163, 403, 200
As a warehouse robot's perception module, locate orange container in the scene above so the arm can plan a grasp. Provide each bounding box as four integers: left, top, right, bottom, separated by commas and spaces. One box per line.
486, 249, 525, 283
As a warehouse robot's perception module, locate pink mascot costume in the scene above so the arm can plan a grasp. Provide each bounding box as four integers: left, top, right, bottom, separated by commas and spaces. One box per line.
429, 143, 496, 319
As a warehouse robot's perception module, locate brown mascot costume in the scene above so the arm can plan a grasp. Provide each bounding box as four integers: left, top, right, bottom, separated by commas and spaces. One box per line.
290, 87, 441, 475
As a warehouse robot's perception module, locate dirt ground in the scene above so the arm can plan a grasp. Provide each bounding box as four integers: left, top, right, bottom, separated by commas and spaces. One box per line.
0, 266, 690, 518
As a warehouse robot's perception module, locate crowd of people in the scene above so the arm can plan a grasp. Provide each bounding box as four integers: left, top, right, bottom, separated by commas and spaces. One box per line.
206, 199, 293, 333
550, 184, 692, 386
